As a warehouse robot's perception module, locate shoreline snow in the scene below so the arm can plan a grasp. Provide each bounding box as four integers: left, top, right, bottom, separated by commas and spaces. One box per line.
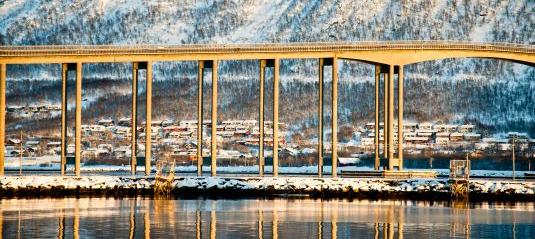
1, 175, 533, 200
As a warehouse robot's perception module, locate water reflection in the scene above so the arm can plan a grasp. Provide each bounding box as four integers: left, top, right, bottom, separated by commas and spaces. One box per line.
449, 200, 470, 238
331, 202, 337, 239
58, 208, 65, 239
196, 210, 202, 239
0, 198, 534, 238
73, 200, 79, 239
318, 201, 323, 239
144, 209, 150, 239
129, 199, 136, 239
210, 209, 216, 239
373, 205, 404, 239
258, 209, 264, 239
0, 204, 2, 239
17, 207, 20, 239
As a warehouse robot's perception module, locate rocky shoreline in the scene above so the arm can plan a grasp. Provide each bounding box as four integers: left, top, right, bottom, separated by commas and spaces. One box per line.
1, 176, 534, 201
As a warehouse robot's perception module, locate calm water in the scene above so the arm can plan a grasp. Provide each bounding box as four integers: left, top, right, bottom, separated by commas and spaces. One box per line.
0, 198, 534, 239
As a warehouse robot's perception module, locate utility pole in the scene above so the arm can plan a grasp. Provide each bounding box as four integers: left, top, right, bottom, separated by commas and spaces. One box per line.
466, 152, 470, 180
19, 131, 23, 176
512, 136, 516, 180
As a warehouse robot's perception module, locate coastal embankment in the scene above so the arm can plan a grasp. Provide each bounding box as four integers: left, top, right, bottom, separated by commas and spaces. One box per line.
1, 176, 534, 201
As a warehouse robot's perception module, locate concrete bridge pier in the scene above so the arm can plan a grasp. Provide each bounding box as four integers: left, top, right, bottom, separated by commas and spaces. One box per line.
375, 65, 389, 170
196, 60, 218, 176
318, 58, 325, 177
145, 62, 153, 176
197, 61, 205, 176
388, 65, 395, 169
317, 58, 338, 177
74, 62, 82, 176
130, 62, 152, 176
331, 58, 339, 178
383, 70, 389, 160
131, 62, 139, 175
398, 65, 404, 169
375, 65, 404, 171
211, 61, 218, 176
60, 63, 77, 175
273, 59, 280, 177
258, 59, 277, 177
198, 60, 218, 176
0, 64, 5, 175
388, 64, 404, 170
374, 65, 380, 171
259, 59, 266, 176
381, 70, 390, 161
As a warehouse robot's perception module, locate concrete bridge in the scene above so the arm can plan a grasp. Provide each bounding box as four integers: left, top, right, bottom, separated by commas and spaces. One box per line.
0, 41, 534, 177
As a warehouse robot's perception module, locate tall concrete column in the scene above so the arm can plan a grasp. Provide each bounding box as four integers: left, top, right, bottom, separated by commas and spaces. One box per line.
0, 64, 5, 176
388, 65, 395, 170
197, 61, 204, 176
398, 65, 404, 170
259, 59, 266, 176
211, 60, 218, 176
273, 59, 280, 177
318, 59, 324, 177
61, 63, 68, 175
145, 62, 153, 176
374, 65, 380, 170
75, 62, 82, 176
131, 62, 138, 175
331, 58, 338, 178
383, 72, 388, 160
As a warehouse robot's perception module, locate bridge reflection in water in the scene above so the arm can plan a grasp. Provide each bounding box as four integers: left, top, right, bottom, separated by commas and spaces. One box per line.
0, 198, 533, 238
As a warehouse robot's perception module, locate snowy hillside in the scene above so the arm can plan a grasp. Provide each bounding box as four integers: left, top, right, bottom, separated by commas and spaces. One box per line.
2, 0, 534, 45
0, 0, 534, 135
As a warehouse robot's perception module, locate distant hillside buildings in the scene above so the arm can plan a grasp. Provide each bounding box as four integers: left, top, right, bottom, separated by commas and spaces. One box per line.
4, 117, 535, 161
360, 122, 535, 153
5, 118, 286, 160
7, 104, 61, 118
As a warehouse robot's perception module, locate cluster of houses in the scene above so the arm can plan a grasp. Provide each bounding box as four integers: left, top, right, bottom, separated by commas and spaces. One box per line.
360, 122, 535, 153
5, 118, 287, 160
5, 118, 535, 161
7, 104, 61, 118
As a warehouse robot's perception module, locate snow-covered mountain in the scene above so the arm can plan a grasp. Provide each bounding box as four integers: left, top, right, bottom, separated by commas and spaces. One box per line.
2, 0, 534, 45
1, 0, 534, 135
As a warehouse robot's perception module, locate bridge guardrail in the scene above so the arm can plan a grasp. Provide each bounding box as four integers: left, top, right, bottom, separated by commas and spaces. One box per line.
0, 41, 533, 57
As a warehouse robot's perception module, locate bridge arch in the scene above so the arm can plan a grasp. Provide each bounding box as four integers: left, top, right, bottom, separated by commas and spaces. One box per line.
341, 49, 535, 67
402, 53, 535, 67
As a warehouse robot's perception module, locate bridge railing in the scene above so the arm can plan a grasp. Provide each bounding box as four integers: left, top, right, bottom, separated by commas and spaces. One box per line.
0, 41, 533, 56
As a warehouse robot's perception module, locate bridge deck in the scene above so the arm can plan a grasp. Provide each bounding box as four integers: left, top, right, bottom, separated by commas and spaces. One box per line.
0, 41, 533, 56
1, 41, 533, 66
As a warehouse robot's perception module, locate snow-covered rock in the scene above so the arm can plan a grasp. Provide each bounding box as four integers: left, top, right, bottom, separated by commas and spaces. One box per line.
1, 175, 534, 199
